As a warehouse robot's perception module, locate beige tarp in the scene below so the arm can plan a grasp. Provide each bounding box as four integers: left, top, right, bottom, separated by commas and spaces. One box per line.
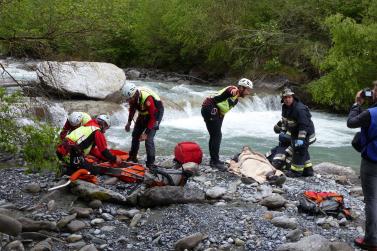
228, 148, 284, 184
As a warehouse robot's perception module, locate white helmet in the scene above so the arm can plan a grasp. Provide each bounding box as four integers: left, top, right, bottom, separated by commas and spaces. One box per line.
96, 114, 111, 128
68, 112, 84, 127
238, 78, 253, 89
121, 82, 137, 100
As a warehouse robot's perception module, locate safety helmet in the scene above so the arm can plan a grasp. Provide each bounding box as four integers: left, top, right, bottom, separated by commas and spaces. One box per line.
121, 82, 137, 100
237, 78, 253, 89
282, 87, 295, 97
68, 112, 84, 127
96, 114, 111, 128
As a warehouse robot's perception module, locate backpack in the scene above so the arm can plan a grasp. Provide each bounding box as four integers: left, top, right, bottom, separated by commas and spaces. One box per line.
299, 191, 352, 219
174, 141, 203, 164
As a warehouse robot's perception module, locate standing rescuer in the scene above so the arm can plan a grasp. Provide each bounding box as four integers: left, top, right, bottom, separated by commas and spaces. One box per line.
275, 87, 316, 177
122, 82, 164, 168
348, 86, 377, 250
201, 78, 253, 171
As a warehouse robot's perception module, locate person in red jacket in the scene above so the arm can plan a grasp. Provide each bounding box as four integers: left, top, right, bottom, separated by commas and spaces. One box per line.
56, 114, 121, 174
122, 82, 164, 167
59, 111, 91, 140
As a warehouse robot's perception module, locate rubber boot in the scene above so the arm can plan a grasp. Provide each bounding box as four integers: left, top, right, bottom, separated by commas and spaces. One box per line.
303, 166, 314, 177
210, 159, 227, 172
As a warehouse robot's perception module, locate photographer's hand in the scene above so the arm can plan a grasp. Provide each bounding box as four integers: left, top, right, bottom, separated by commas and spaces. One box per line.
355, 90, 364, 105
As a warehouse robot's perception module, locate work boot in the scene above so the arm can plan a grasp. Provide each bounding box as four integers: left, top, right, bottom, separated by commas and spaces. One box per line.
126, 155, 138, 163
285, 169, 303, 178
210, 160, 227, 172
303, 166, 314, 177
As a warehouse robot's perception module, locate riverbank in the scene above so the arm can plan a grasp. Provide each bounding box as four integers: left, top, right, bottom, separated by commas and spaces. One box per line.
0, 158, 366, 251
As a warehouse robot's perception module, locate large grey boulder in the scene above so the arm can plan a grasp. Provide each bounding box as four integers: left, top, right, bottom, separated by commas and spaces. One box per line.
138, 186, 206, 208
174, 232, 206, 251
260, 194, 286, 209
37, 61, 125, 99
277, 234, 353, 251
313, 162, 356, 177
70, 180, 127, 204
0, 213, 22, 236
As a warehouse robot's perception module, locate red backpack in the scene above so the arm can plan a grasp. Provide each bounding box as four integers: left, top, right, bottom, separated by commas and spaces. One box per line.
174, 142, 203, 164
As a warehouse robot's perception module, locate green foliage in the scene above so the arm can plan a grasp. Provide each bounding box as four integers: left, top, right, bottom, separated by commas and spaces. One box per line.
22, 123, 60, 173
0, 87, 60, 172
309, 14, 377, 111
0, 88, 23, 153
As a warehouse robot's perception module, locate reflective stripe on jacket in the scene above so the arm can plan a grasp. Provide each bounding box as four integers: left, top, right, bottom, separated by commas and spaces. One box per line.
66, 126, 100, 155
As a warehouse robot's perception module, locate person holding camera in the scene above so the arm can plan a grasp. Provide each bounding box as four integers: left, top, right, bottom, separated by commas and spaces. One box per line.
348, 88, 377, 250
274, 87, 316, 177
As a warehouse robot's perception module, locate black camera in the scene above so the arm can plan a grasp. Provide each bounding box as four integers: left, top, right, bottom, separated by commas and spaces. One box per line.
361, 88, 374, 99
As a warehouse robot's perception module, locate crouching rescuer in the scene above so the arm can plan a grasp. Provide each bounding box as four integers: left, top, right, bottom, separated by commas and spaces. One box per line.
122, 82, 164, 168
56, 115, 121, 174
274, 88, 316, 177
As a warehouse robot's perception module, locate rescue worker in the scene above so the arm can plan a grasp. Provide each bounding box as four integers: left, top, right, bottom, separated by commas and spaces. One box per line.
348, 88, 377, 250
121, 82, 164, 168
201, 78, 253, 171
274, 87, 316, 177
265, 122, 293, 170
60, 111, 91, 140
56, 114, 121, 174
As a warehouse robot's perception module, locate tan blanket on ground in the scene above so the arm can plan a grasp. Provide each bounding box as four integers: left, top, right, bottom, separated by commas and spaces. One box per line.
228, 148, 284, 184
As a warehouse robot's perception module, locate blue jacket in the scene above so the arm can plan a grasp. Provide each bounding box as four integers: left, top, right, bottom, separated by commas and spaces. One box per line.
361, 107, 377, 162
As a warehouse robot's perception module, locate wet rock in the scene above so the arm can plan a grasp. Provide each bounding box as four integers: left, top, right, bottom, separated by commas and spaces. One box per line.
68, 241, 87, 250
70, 207, 93, 218
57, 213, 77, 230
126, 69, 141, 79
130, 213, 142, 227
30, 238, 52, 251
206, 186, 227, 199
103, 177, 118, 185
235, 238, 245, 246
174, 232, 206, 251
241, 177, 256, 184
70, 180, 127, 204
313, 163, 356, 177
91, 218, 105, 225
260, 194, 286, 209
0, 213, 22, 236
89, 200, 103, 209
20, 232, 51, 241
68, 234, 83, 243
117, 208, 140, 218
350, 186, 363, 197
101, 213, 114, 221
101, 226, 115, 232
46, 200, 55, 211
286, 229, 302, 242
23, 183, 41, 193
277, 234, 350, 251
271, 216, 298, 229
329, 242, 354, 251
138, 186, 205, 207
18, 217, 57, 232
79, 244, 98, 251
67, 220, 87, 233
4, 240, 24, 251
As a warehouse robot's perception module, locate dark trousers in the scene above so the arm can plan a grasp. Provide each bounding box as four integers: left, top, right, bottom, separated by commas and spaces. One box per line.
130, 116, 157, 165
361, 158, 377, 245
201, 104, 223, 162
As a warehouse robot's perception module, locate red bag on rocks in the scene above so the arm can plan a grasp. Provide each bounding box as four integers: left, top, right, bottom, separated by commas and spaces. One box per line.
174, 141, 203, 164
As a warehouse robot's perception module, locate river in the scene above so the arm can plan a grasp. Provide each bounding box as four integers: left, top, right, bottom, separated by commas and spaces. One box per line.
105, 80, 361, 171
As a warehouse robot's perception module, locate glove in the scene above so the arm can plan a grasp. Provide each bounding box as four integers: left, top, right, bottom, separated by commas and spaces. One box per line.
125, 122, 131, 132
279, 132, 290, 143
294, 139, 304, 148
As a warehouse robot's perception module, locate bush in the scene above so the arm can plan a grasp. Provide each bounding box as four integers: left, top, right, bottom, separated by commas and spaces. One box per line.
0, 87, 60, 172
